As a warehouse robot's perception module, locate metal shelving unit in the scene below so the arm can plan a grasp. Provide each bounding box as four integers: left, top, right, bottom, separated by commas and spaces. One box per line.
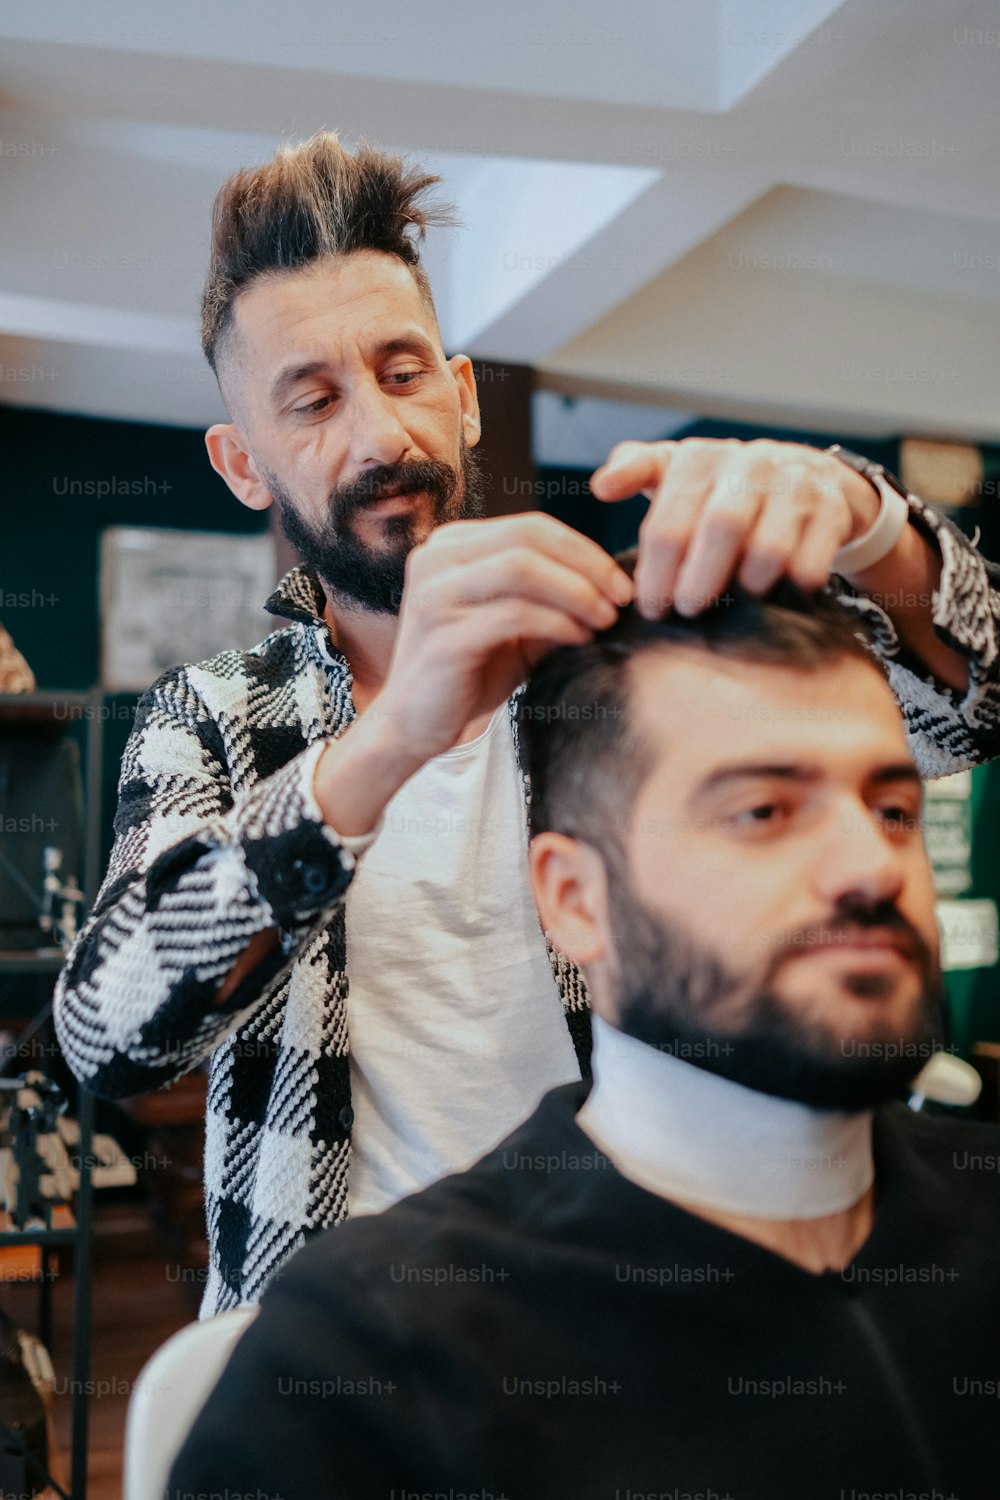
0, 688, 103, 1499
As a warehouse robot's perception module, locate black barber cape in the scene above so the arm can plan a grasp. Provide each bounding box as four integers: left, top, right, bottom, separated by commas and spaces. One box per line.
170, 1081, 1000, 1499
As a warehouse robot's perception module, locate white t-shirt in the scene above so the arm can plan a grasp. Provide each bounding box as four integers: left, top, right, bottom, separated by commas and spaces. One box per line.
345, 705, 580, 1217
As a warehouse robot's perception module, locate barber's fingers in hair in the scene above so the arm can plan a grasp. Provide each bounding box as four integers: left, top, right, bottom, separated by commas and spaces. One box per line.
792, 496, 854, 592
422, 552, 623, 632
632, 447, 721, 617
457, 599, 596, 662
669, 477, 767, 616
422, 513, 633, 607
736, 476, 825, 595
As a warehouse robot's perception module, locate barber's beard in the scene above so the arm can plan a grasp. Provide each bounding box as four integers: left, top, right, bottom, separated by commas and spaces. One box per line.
605, 866, 944, 1112
268, 441, 485, 615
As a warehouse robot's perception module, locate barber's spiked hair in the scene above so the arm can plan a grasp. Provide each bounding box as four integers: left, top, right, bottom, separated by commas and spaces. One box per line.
201, 131, 455, 371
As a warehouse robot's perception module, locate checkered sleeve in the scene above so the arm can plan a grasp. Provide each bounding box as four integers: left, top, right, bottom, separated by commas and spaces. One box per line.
834, 494, 1000, 779
53, 665, 360, 1100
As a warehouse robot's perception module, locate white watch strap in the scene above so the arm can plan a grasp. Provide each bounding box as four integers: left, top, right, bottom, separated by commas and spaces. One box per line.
832, 471, 910, 574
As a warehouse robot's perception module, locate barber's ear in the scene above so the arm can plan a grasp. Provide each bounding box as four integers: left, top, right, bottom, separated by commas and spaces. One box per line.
529, 833, 609, 966
448, 353, 482, 448
205, 424, 274, 512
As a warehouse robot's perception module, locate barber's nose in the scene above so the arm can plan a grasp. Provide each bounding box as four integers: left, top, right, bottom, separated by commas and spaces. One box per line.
811, 799, 906, 910
347, 382, 410, 468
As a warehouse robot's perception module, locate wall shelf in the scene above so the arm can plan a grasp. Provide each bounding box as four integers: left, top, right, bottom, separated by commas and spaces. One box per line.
0, 688, 103, 1500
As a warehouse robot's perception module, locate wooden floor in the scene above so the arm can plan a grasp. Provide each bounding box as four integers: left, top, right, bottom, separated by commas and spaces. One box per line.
5, 1196, 201, 1499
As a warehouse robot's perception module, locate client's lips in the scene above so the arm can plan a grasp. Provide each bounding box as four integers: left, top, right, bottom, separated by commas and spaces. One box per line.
794, 927, 918, 960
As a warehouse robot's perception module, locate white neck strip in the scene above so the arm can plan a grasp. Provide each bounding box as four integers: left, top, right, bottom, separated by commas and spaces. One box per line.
577, 1015, 874, 1220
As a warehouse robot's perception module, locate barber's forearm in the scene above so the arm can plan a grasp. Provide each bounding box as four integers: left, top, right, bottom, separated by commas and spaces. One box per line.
313, 704, 426, 838
839, 519, 969, 695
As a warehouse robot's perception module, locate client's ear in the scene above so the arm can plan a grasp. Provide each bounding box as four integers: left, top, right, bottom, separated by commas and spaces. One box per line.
528, 833, 610, 967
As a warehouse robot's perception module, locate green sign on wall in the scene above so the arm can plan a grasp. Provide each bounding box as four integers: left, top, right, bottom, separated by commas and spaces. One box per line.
925, 764, 1000, 1054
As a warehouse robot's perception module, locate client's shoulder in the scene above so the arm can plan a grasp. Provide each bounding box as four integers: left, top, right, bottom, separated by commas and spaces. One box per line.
877, 1098, 1000, 1197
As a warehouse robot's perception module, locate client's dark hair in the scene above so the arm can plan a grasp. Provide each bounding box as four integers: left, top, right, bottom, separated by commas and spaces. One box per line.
519, 551, 885, 859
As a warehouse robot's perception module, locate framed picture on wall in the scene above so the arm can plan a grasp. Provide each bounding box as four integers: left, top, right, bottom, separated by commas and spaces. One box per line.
100, 526, 277, 691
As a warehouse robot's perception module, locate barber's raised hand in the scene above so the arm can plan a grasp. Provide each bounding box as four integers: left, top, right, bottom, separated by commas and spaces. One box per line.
589, 437, 882, 619
373, 513, 634, 764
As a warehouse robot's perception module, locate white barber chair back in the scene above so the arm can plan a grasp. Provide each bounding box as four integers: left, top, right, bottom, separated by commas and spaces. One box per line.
124, 1305, 259, 1500
908, 1052, 982, 1111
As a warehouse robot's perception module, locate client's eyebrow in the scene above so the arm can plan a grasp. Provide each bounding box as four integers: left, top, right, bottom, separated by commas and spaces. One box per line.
690, 761, 921, 801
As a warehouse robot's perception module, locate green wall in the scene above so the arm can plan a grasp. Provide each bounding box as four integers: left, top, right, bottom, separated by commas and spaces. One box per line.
2, 403, 270, 867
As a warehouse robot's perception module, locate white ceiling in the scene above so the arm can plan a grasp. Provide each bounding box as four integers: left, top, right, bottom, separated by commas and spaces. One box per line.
1, 0, 998, 445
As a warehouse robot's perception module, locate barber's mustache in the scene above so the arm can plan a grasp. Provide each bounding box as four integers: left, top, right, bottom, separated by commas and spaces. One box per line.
329, 459, 458, 521
768, 898, 934, 977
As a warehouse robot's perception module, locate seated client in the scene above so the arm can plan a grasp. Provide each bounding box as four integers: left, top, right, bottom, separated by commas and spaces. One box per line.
170, 575, 1000, 1499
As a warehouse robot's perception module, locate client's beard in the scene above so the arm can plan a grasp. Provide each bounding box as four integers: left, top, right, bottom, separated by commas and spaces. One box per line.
605, 866, 944, 1112
268, 442, 485, 615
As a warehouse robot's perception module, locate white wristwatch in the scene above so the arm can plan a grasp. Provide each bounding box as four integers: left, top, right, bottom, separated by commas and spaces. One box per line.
827, 445, 911, 574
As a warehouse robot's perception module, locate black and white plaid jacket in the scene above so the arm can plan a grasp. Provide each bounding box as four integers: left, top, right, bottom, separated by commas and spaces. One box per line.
54, 496, 1000, 1314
